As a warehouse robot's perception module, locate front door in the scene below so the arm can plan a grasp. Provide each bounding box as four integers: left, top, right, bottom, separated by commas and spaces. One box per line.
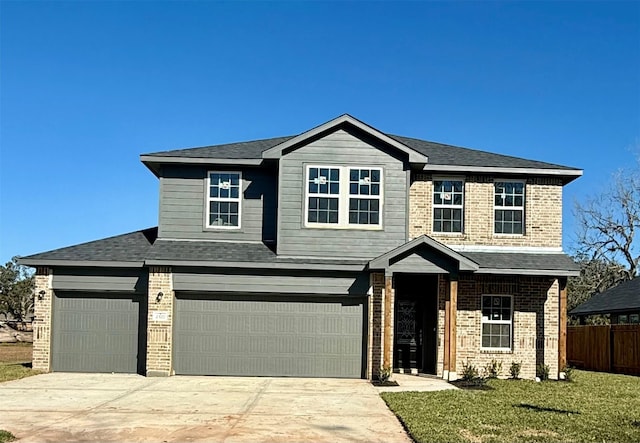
394, 274, 438, 375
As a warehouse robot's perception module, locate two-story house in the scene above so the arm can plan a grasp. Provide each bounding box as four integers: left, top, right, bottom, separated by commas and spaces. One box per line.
20, 114, 582, 380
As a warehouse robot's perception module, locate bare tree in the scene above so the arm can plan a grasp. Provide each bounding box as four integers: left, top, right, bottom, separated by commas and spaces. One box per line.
573, 158, 640, 281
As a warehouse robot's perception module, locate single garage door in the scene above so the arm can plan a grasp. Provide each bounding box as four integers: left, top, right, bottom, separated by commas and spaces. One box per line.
52, 292, 145, 373
174, 294, 365, 378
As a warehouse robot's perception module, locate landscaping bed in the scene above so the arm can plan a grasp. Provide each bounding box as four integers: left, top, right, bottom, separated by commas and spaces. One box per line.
382, 370, 640, 443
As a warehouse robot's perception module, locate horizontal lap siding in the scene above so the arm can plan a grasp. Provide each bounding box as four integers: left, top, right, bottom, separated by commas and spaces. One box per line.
278, 130, 407, 258
173, 270, 369, 295
52, 268, 148, 293
159, 165, 276, 242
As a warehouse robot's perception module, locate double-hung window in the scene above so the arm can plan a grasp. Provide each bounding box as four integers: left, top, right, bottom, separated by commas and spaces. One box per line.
305, 165, 382, 228
494, 181, 525, 234
433, 179, 464, 233
207, 171, 241, 228
481, 295, 512, 350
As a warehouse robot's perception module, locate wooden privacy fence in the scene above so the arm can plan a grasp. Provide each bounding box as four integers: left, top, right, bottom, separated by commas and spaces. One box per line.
567, 325, 640, 376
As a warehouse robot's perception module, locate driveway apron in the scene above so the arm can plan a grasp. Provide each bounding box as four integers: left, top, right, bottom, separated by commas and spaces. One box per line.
0, 373, 412, 443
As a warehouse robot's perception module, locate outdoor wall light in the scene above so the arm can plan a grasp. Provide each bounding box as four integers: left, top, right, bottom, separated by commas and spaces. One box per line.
156, 291, 164, 303
38, 290, 46, 300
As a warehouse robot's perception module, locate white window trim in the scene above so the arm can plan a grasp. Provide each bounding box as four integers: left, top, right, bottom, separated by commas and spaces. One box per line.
480, 294, 513, 351
493, 179, 526, 236
303, 164, 383, 230
205, 170, 242, 230
432, 176, 465, 235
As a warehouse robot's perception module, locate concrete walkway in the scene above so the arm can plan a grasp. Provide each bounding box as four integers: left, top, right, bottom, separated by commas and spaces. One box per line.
376, 373, 459, 392
0, 373, 413, 443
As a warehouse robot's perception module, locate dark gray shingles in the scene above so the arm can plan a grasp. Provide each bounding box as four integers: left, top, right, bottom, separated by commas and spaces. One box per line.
142, 133, 580, 171
19, 228, 157, 263
147, 240, 277, 262
463, 252, 579, 272
569, 278, 640, 315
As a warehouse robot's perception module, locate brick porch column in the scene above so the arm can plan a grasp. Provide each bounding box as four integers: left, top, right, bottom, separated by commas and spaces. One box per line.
558, 278, 568, 374
146, 266, 174, 376
32, 267, 53, 372
383, 273, 395, 371
368, 272, 385, 380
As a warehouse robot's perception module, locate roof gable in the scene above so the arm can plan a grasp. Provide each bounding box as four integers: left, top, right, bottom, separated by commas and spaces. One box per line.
369, 235, 479, 273
261, 114, 429, 163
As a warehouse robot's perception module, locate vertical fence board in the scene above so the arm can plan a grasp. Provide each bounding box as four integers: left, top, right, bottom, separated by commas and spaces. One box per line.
568, 325, 640, 376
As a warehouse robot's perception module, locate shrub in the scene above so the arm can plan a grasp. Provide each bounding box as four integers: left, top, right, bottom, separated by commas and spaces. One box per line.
509, 361, 521, 379
378, 365, 392, 383
562, 365, 575, 382
484, 359, 502, 378
536, 363, 550, 381
461, 360, 479, 381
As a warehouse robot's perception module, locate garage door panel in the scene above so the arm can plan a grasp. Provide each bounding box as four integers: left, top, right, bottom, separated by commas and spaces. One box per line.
52, 293, 144, 373
174, 295, 365, 378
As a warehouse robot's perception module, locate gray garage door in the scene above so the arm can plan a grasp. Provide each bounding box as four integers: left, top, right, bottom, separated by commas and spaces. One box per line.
174, 294, 365, 378
52, 293, 144, 373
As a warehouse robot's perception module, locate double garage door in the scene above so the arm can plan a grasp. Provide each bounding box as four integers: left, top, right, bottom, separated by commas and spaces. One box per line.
52, 293, 365, 378
173, 294, 366, 378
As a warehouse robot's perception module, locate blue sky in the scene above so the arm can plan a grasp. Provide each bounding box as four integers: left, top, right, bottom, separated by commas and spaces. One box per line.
1, 1, 638, 264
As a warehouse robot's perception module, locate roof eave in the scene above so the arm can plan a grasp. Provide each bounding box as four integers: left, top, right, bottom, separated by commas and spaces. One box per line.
422, 164, 583, 183
262, 114, 429, 163
141, 155, 263, 176
17, 259, 145, 268
145, 259, 366, 271
476, 268, 580, 277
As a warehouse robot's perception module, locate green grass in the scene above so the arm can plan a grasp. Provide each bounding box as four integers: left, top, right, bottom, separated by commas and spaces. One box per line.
0, 430, 15, 443
0, 362, 39, 383
382, 370, 640, 443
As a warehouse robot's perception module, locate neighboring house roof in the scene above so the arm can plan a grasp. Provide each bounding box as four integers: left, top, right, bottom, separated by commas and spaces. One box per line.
18, 228, 157, 267
569, 278, 640, 316
19, 228, 579, 276
140, 114, 583, 182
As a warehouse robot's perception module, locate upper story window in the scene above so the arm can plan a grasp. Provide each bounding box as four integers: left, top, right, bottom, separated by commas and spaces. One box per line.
207, 171, 241, 229
494, 181, 525, 235
305, 165, 382, 228
433, 179, 464, 233
481, 295, 512, 350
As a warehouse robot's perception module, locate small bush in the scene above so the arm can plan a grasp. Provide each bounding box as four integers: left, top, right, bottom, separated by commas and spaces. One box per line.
484, 359, 502, 378
562, 365, 575, 382
461, 360, 479, 381
536, 363, 550, 381
509, 361, 521, 379
0, 430, 15, 443
378, 365, 391, 383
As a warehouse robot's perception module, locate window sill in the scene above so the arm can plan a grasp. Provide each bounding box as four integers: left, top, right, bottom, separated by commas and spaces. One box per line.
480, 349, 513, 354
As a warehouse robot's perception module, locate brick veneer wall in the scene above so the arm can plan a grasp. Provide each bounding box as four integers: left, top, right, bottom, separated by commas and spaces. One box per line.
368, 272, 385, 380
32, 267, 53, 372
146, 266, 174, 376
438, 274, 560, 380
409, 174, 563, 248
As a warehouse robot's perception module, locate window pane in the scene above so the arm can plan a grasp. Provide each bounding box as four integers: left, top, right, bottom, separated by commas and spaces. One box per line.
371, 184, 380, 195
371, 170, 380, 182
350, 183, 358, 194
330, 183, 340, 194
482, 336, 490, 347
349, 212, 357, 223
308, 211, 317, 223
490, 336, 500, 347
309, 182, 318, 194
330, 168, 340, 181
328, 211, 338, 223
370, 213, 379, 224
350, 169, 358, 181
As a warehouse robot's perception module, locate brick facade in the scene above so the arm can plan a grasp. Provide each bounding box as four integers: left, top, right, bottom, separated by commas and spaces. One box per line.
437, 274, 560, 380
32, 267, 53, 372
146, 266, 174, 376
368, 272, 385, 380
409, 174, 563, 248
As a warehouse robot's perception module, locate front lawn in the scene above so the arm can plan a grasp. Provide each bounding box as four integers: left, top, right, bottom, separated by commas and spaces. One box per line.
0, 343, 39, 382
382, 370, 640, 443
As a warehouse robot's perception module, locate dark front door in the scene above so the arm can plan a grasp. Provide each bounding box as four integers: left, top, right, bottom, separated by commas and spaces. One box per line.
394, 275, 438, 374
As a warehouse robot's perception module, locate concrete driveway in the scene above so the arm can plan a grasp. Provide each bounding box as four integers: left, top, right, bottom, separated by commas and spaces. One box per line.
0, 373, 412, 442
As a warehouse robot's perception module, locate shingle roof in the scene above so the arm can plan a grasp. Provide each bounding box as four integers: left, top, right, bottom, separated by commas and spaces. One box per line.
19, 228, 578, 276
18, 228, 157, 264
142, 133, 579, 171
569, 278, 640, 316
462, 252, 579, 274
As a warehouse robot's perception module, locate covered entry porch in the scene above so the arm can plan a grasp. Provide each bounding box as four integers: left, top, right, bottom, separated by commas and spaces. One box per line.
367, 235, 479, 381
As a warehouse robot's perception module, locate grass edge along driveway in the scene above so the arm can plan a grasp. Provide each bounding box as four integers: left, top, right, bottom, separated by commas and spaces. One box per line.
382, 370, 640, 443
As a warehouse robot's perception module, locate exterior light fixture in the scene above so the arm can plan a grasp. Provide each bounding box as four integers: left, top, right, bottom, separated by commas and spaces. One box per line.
156, 292, 164, 303
38, 290, 46, 300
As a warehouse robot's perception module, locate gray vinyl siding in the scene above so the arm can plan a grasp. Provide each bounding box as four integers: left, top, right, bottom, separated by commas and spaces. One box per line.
173, 268, 369, 296
158, 165, 277, 242
173, 294, 365, 377
52, 268, 148, 293
277, 129, 408, 259
52, 292, 145, 373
